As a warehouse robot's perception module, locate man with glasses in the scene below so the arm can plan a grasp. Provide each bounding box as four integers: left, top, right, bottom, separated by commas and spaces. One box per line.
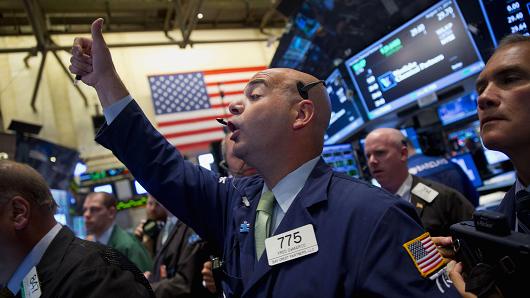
68, 18, 459, 297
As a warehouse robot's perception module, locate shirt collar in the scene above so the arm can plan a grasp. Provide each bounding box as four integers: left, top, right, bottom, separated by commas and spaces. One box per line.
8, 223, 62, 294
95, 222, 115, 245
395, 174, 414, 203
262, 156, 320, 214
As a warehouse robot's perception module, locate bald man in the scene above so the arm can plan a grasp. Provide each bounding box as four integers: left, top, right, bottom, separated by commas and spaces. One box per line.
68, 18, 460, 297
365, 128, 474, 236
0, 160, 154, 297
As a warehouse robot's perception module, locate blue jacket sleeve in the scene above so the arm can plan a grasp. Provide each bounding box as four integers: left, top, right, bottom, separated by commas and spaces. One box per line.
95, 100, 232, 251
353, 202, 460, 297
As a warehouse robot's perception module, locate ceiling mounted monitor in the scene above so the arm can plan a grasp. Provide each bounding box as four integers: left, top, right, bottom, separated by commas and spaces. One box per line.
345, 0, 484, 120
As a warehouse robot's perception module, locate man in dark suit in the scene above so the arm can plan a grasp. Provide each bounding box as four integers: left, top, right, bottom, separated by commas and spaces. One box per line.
0, 160, 154, 297
443, 34, 530, 297
144, 195, 214, 298
365, 128, 474, 236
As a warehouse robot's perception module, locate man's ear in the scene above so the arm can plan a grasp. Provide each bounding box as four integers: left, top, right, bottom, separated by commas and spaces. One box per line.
11, 196, 31, 230
108, 206, 117, 218
400, 145, 409, 162
293, 100, 315, 130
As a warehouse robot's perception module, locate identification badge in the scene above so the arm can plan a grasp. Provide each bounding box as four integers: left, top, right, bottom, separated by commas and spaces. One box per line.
411, 183, 439, 203
21, 266, 41, 298
265, 224, 318, 266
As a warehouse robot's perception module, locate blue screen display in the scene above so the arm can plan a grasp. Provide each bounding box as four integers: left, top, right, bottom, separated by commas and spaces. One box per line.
447, 121, 510, 165
450, 152, 483, 187
401, 127, 423, 154
345, 0, 484, 120
322, 143, 361, 178
438, 91, 478, 126
324, 69, 365, 144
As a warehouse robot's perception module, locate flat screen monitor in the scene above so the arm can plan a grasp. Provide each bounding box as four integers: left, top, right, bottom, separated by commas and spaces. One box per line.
401, 127, 423, 154
324, 69, 365, 144
294, 13, 321, 39
478, 0, 530, 48
345, 0, 484, 120
438, 91, 478, 125
72, 216, 87, 239
447, 121, 510, 165
134, 180, 147, 195
114, 179, 133, 200
322, 143, 361, 178
51, 189, 70, 226
450, 152, 483, 187
93, 184, 113, 194
275, 35, 312, 69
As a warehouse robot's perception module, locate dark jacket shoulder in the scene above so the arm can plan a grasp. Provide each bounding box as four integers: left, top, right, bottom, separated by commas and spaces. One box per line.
38, 226, 154, 298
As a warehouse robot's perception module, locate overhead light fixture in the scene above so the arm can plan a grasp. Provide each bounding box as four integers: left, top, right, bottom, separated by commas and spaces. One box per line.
197, 13, 204, 19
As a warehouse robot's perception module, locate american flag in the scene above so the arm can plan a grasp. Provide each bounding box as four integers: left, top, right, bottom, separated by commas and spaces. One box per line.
148, 66, 267, 152
403, 233, 444, 277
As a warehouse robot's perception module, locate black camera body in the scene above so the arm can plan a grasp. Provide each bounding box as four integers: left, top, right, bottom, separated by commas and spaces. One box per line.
450, 211, 530, 297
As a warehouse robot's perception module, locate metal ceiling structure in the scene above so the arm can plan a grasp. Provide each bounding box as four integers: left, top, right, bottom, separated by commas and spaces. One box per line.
0, 0, 287, 111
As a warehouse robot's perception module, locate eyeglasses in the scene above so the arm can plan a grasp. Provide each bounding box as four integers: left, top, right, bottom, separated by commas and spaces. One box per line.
296, 80, 326, 99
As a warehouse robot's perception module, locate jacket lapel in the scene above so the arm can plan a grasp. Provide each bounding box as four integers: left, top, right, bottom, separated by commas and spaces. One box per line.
36, 227, 74, 287
410, 176, 426, 218
231, 180, 263, 282
153, 221, 180, 269
242, 159, 332, 296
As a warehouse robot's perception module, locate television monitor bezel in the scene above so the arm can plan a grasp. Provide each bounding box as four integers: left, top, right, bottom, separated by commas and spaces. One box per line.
344, 0, 484, 120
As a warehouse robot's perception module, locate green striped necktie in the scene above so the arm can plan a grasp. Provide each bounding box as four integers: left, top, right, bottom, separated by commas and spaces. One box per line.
255, 190, 275, 259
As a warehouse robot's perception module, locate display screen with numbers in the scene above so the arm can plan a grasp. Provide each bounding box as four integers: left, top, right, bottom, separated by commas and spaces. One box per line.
478, 0, 530, 47
323, 68, 365, 145
345, 0, 484, 120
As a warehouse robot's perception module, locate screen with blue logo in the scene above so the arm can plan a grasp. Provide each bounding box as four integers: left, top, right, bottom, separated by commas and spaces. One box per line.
450, 152, 483, 187
345, 0, 484, 120
438, 91, 478, 125
322, 143, 361, 178
324, 68, 365, 144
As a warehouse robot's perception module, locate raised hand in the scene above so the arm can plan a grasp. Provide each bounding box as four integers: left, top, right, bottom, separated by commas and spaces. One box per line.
69, 18, 129, 107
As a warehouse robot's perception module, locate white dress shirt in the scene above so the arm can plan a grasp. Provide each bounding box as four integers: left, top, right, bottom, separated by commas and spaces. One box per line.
95, 223, 115, 245
395, 174, 414, 203
262, 156, 320, 233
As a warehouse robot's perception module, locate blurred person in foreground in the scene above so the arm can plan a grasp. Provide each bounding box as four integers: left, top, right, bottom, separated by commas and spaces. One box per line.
0, 160, 154, 297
